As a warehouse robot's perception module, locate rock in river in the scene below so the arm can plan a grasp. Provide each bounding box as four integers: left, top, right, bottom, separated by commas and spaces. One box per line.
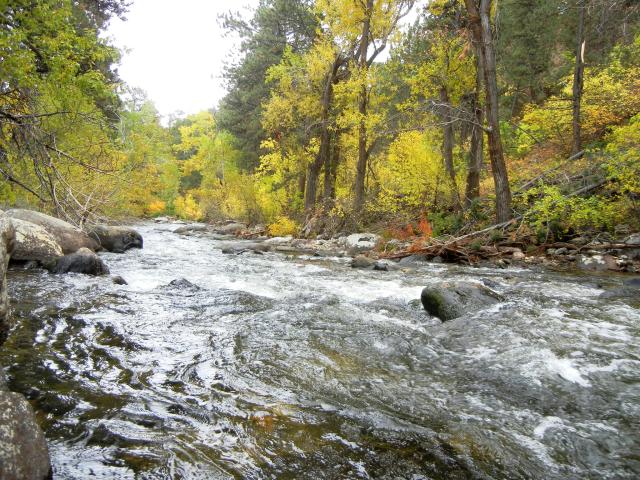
341, 233, 380, 254
0, 217, 15, 342
421, 281, 503, 321
0, 385, 52, 480
49, 247, 110, 276
0, 218, 52, 480
5, 209, 98, 254
87, 225, 143, 253
10, 218, 64, 263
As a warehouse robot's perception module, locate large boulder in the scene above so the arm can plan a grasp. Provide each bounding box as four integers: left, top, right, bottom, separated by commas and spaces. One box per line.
87, 225, 143, 253
0, 220, 52, 479
576, 254, 619, 272
11, 218, 64, 263
49, 247, 110, 276
341, 233, 380, 254
0, 217, 15, 343
5, 209, 98, 254
623, 234, 640, 260
0, 388, 52, 480
420, 281, 503, 321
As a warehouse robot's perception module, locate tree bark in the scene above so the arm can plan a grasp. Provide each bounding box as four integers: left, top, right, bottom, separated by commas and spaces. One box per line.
464, 0, 512, 223
439, 86, 460, 208
572, 1, 586, 156
465, 48, 484, 207
353, 0, 374, 215
305, 56, 342, 213
323, 131, 339, 209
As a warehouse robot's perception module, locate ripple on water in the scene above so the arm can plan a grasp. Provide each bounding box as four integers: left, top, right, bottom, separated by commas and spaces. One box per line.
2, 222, 639, 479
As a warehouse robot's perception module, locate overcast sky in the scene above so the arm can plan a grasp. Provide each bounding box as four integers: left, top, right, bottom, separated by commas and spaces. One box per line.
106, 0, 259, 119
107, 0, 423, 121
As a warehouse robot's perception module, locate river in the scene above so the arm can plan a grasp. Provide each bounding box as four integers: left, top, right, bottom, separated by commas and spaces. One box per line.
2, 222, 639, 479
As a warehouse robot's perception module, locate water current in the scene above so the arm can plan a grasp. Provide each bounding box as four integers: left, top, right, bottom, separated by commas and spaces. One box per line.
2, 222, 639, 479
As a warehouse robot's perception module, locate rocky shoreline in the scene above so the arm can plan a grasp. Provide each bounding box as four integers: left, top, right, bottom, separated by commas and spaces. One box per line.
163, 217, 640, 274
0, 210, 144, 479
0, 211, 638, 478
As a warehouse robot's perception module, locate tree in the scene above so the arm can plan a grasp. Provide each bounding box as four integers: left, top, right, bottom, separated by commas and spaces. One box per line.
464, 0, 512, 222
572, 0, 586, 155
0, 0, 125, 223
217, 0, 318, 171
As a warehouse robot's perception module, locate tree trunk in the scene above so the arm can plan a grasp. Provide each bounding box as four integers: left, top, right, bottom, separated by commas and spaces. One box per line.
324, 131, 339, 209
305, 73, 333, 213
439, 86, 460, 208
465, 0, 512, 223
465, 49, 484, 207
353, 0, 374, 215
572, 1, 586, 156
305, 129, 329, 213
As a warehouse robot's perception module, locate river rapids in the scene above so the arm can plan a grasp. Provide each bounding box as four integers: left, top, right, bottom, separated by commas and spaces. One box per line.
2, 222, 639, 479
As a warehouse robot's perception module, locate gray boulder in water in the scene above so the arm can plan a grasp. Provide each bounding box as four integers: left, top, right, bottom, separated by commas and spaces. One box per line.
0, 217, 15, 342
0, 387, 52, 480
5, 209, 99, 254
87, 225, 143, 253
0, 221, 52, 480
10, 218, 64, 263
49, 247, 110, 276
421, 281, 503, 321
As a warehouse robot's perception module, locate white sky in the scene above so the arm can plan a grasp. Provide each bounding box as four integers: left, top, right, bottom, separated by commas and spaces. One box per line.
107, 0, 424, 121
106, 0, 259, 119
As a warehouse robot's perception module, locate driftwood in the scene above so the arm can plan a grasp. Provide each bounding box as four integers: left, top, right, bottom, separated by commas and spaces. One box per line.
385, 219, 520, 264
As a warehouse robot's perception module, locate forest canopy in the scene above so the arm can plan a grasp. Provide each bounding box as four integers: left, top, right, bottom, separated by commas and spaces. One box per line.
1, 0, 639, 240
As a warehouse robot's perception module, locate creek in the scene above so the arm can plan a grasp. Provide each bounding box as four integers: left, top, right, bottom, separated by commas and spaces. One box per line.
2, 222, 639, 479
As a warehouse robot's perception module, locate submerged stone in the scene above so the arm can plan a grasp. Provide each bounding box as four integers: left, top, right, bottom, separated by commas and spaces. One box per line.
420, 281, 503, 321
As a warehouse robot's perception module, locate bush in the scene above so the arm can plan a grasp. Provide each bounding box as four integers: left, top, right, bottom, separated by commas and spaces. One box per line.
268, 216, 298, 236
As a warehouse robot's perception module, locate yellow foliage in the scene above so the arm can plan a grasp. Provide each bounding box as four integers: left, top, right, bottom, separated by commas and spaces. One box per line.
174, 193, 203, 220
375, 130, 445, 213
147, 200, 166, 216
268, 216, 299, 236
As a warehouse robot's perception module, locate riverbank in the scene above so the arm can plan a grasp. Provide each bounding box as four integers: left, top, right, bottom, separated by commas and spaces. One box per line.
1, 220, 639, 478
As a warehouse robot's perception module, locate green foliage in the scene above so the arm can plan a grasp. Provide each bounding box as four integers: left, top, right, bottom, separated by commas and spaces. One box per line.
524, 185, 621, 235
428, 212, 463, 237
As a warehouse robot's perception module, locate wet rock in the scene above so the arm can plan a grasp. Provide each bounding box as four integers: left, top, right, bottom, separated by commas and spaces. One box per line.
221, 242, 271, 255
88, 225, 143, 253
569, 236, 589, 247
513, 250, 526, 260
341, 233, 380, 254
49, 247, 110, 276
10, 218, 64, 263
576, 254, 619, 272
212, 222, 246, 235
112, 275, 128, 285
600, 278, 640, 302
623, 234, 640, 260
0, 217, 14, 344
420, 281, 503, 321
264, 236, 294, 246
0, 390, 52, 480
173, 224, 208, 235
554, 247, 569, 255
624, 233, 640, 245
373, 260, 399, 272
167, 278, 200, 289
5, 209, 99, 254
398, 254, 429, 265
624, 277, 640, 288
351, 255, 376, 269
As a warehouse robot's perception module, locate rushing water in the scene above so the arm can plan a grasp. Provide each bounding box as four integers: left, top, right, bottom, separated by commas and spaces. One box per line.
2, 222, 639, 479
